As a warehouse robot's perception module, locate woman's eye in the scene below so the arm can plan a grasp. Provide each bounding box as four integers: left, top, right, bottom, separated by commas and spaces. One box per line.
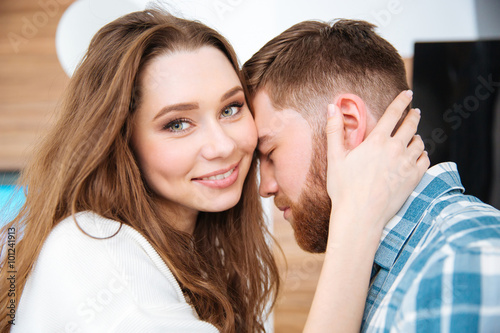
165, 120, 191, 132
220, 103, 243, 118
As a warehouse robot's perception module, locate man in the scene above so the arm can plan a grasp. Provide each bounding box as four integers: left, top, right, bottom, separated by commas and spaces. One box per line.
242, 20, 500, 332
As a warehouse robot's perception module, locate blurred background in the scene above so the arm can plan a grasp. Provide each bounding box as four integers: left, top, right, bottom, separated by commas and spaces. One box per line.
1, 0, 499, 331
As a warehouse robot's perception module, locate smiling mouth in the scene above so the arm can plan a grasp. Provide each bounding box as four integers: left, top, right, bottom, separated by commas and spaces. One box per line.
192, 162, 240, 189
200, 167, 236, 181
193, 162, 239, 180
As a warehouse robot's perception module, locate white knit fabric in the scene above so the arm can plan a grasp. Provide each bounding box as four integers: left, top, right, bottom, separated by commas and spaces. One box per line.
12, 211, 219, 332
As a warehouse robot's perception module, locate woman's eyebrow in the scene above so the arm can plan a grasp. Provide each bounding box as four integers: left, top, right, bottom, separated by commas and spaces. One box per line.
153, 102, 199, 121
152, 86, 243, 121
220, 86, 243, 102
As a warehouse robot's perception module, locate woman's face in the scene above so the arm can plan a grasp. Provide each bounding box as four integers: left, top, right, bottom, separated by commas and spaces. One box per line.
132, 46, 257, 218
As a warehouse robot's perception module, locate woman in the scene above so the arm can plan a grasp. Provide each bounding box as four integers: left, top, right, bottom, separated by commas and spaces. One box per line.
0, 9, 427, 332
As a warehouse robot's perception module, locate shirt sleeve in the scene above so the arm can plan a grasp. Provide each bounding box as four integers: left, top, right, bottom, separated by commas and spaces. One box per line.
12, 215, 219, 333
391, 247, 500, 333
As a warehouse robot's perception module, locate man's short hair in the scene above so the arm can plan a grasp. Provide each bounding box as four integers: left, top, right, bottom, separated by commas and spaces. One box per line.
242, 19, 409, 120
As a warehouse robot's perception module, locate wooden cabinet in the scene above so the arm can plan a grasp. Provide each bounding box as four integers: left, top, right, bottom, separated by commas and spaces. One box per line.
0, 0, 70, 170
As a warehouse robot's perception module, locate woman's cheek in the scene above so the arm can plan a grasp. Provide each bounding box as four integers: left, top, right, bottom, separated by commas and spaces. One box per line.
240, 115, 258, 153
145, 139, 196, 181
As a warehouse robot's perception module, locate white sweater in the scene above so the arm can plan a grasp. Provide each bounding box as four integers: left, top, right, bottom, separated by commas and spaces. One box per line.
12, 211, 218, 333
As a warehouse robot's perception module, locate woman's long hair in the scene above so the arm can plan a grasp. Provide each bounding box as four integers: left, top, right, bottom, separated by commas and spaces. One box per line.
0, 9, 280, 332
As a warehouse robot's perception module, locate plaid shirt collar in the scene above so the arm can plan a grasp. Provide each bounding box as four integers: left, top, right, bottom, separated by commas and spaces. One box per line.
373, 162, 465, 270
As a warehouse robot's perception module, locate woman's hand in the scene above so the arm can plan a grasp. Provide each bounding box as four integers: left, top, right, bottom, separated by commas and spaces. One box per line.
304, 91, 429, 333
325, 90, 429, 245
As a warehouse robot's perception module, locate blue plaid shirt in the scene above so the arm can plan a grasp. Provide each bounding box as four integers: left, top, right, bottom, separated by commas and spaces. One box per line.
362, 162, 500, 333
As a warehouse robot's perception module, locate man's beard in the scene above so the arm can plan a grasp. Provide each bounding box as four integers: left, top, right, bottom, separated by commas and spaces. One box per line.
275, 132, 332, 253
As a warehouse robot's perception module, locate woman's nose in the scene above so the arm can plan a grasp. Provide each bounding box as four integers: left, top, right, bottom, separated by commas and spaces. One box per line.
200, 122, 237, 160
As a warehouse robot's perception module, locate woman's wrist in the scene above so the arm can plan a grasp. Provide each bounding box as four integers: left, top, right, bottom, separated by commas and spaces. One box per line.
326, 206, 384, 255
306, 207, 383, 333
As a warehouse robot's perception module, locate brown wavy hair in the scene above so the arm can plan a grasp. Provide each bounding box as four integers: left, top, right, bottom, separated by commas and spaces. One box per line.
0, 9, 280, 332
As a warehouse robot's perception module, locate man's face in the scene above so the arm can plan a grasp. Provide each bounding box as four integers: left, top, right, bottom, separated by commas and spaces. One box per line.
253, 90, 331, 253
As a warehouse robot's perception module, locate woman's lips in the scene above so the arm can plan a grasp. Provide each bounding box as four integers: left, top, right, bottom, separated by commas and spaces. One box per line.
192, 163, 239, 189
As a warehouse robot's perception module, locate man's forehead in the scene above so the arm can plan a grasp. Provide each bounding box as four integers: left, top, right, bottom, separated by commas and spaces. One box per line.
251, 90, 279, 143
252, 89, 312, 145
254, 107, 308, 140
252, 90, 276, 120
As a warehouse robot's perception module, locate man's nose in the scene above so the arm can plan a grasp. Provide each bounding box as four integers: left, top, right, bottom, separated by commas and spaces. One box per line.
259, 159, 278, 197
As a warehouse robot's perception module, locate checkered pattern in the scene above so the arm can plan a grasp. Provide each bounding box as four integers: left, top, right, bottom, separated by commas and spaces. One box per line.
362, 162, 500, 333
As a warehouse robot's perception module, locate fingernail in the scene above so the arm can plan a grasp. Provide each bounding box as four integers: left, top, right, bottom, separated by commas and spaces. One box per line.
414, 108, 421, 114
327, 104, 336, 118
405, 90, 413, 98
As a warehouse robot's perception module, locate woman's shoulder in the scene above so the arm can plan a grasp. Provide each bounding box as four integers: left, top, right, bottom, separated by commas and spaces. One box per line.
53, 212, 186, 294
50, 211, 123, 239
20, 211, 162, 295
14, 211, 203, 332
46, 212, 166, 269
37, 211, 141, 269
33, 211, 184, 299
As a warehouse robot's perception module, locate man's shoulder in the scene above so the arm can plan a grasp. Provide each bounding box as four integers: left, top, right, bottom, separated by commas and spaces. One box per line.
364, 190, 500, 333
402, 194, 500, 280
426, 193, 500, 248
396, 195, 500, 313
372, 197, 500, 332
389, 220, 500, 333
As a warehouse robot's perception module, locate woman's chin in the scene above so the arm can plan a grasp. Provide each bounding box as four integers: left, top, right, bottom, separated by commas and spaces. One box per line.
202, 196, 242, 213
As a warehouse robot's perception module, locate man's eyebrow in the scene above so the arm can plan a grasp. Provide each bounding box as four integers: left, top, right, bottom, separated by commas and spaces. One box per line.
220, 86, 243, 102
153, 103, 199, 121
257, 134, 273, 150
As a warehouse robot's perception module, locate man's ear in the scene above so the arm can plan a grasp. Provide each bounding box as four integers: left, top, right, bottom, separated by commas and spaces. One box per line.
335, 93, 368, 150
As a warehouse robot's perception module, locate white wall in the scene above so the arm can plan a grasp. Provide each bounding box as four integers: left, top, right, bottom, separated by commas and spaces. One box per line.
154, 0, 479, 61
58, 0, 481, 75
270, 0, 478, 58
